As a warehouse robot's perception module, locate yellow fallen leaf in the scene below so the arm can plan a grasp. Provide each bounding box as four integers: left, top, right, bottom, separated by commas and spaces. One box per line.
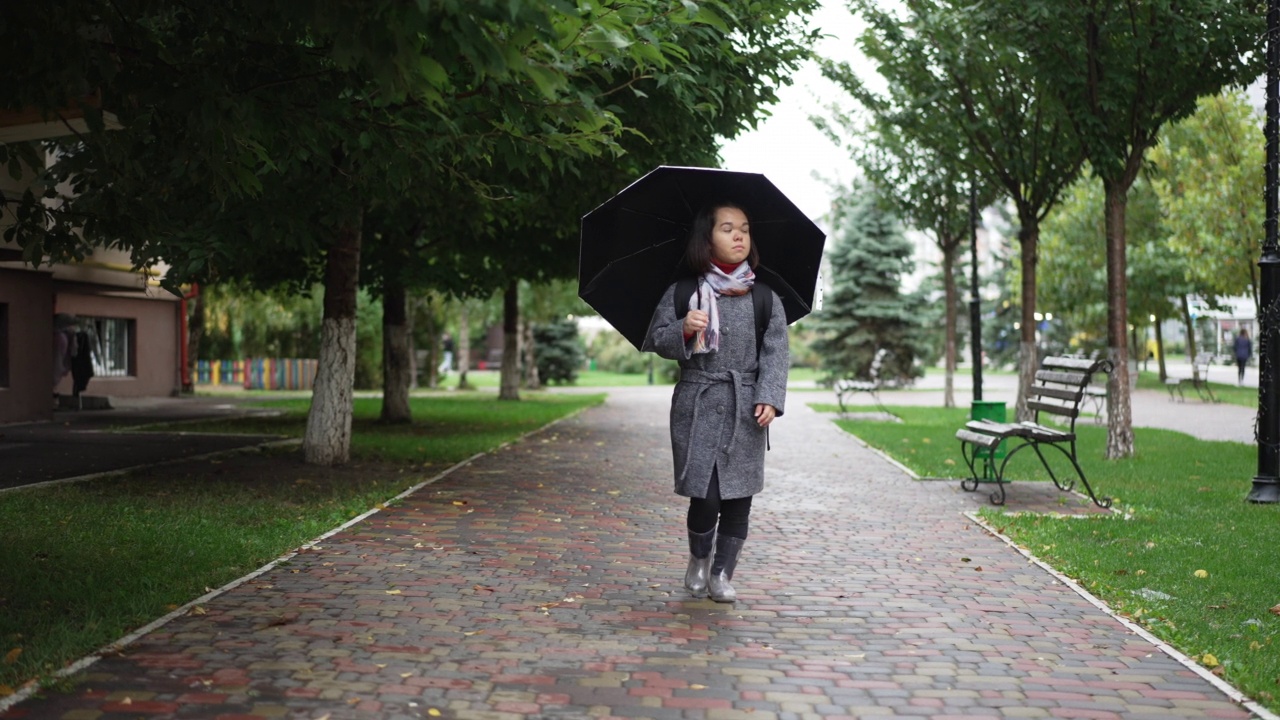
452, 500, 468, 506
428, 710, 442, 717
1202, 653, 1220, 668
690, 683, 707, 689
386, 589, 402, 595
1251, 641, 1263, 651
1194, 569, 1209, 578
2, 648, 19, 665
0, 685, 12, 697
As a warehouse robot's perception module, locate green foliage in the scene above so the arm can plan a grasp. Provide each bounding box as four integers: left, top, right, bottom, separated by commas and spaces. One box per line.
811, 186, 928, 385
533, 320, 585, 385
1039, 170, 1188, 349
198, 282, 384, 389
1150, 90, 1264, 309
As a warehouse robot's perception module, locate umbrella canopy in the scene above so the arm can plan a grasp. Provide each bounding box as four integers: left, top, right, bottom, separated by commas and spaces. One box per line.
579, 166, 826, 350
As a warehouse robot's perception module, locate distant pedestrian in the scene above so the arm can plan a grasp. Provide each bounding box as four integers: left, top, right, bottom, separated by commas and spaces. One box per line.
642, 202, 788, 603
439, 333, 454, 375
1234, 329, 1252, 385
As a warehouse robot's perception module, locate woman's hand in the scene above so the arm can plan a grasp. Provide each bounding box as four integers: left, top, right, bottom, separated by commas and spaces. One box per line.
682, 309, 709, 336
754, 404, 776, 427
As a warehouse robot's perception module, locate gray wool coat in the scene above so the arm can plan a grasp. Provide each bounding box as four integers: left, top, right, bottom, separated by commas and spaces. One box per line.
642, 281, 789, 500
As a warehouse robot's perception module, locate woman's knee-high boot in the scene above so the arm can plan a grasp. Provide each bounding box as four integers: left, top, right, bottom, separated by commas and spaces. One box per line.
708, 535, 745, 603
684, 528, 716, 597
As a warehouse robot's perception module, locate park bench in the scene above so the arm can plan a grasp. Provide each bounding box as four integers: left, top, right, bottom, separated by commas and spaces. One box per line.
954, 355, 1114, 508
1165, 352, 1217, 403
834, 348, 890, 415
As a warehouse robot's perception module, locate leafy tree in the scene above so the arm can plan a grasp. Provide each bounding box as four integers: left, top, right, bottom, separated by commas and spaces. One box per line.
812, 185, 927, 385
823, 113, 999, 407
1150, 90, 1264, 312
1010, 0, 1264, 458
1039, 171, 1193, 382
2, 1, 779, 464
534, 321, 585, 385
824, 0, 1086, 421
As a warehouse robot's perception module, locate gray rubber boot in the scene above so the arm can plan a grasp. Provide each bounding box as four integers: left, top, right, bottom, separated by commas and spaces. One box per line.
684, 527, 716, 597
708, 535, 745, 603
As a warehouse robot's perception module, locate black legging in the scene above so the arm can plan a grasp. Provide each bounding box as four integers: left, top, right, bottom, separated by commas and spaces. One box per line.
686, 466, 753, 540
1238, 358, 1248, 383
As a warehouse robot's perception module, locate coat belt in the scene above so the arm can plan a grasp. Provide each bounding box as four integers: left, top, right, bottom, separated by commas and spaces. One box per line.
677, 368, 757, 481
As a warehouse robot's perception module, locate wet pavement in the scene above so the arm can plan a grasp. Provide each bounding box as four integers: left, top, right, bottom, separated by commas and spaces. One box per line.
0, 385, 1268, 719
0, 397, 287, 491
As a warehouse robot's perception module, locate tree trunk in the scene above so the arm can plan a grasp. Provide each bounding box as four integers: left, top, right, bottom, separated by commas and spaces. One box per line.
942, 242, 957, 409
522, 321, 541, 390
1103, 178, 1134, 459
186, 288, 203, 393
304, 213, 362, 466
406, 295, 418, 390
380, 279, 411, 424
457, 301, 472, 390
1016, 216, 1039, 422
1154, 316, 1167, 382
1181, 295, 1200, 381
499, 280, 521, 400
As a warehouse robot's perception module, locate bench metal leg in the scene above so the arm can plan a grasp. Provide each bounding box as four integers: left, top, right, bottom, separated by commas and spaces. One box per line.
961, 439, 1112, 509
959, 440, 1009, 505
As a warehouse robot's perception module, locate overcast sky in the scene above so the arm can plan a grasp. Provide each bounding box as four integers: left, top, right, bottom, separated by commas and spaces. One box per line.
717, 1, 873, 224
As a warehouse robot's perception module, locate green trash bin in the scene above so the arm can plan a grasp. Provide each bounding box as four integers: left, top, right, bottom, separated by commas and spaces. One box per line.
970, 400, 1008, 478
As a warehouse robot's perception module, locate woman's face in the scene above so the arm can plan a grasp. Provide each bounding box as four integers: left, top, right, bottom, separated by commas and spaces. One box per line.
709, 206, 751, 266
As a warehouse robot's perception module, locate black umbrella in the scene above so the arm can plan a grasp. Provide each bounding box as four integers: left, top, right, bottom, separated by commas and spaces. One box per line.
579, 165, 826, 350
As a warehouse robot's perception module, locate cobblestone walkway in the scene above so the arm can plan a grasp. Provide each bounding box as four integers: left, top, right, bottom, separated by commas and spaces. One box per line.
0, 388, 1260, 719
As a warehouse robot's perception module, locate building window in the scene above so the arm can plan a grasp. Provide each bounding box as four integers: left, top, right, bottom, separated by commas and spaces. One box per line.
0, 303, 8, 387
82, 316, 135, 377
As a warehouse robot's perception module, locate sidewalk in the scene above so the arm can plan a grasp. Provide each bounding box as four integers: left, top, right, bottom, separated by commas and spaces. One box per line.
1, 386, 1265, 719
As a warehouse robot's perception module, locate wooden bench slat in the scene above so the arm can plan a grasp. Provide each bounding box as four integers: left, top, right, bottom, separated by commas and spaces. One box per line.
1041, 356, 1103, 372
965, 420, 1026, 436
1029, 385, 1083, 402
955, 429, 1004, 448
1027, 400, 1079, 418
1035, 370, 1089, 386
1018, 421, 1074, 442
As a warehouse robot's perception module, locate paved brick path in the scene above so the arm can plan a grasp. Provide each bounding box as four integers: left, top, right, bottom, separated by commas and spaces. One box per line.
1, 388, 1263, 719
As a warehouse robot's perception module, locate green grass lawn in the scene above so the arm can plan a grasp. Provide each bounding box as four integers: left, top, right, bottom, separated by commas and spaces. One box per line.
821, 401, 1280, 713
0, 392, 602, 695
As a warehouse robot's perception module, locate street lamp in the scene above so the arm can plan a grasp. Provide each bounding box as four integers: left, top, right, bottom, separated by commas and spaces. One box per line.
1249, 0, 1280, 503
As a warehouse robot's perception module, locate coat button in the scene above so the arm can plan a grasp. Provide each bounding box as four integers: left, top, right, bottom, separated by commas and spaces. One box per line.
717, 406, 724, 414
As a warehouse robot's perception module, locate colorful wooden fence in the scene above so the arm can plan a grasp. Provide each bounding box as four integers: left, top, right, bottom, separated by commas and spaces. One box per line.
195, 359, 318, 390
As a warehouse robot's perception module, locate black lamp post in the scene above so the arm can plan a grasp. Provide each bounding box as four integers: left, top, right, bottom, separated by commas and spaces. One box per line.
1249, 0, 1280, 504
969, 181, 983, 401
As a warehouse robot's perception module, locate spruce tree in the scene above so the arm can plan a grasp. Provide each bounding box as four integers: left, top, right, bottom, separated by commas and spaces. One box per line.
813, 187, 927, 385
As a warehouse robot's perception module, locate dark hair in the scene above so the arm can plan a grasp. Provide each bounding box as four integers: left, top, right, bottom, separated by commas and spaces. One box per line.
683, 202, 759, 274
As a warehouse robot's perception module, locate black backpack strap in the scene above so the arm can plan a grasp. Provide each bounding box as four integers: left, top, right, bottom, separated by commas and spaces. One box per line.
752, 280, 772, 359
675, 275, 698, 319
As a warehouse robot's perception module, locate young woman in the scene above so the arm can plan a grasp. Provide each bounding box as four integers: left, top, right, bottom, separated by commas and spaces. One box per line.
642, 202, 789, 603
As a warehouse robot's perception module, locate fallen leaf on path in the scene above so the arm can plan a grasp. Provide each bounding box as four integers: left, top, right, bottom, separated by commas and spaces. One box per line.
385, 590, 402, 595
